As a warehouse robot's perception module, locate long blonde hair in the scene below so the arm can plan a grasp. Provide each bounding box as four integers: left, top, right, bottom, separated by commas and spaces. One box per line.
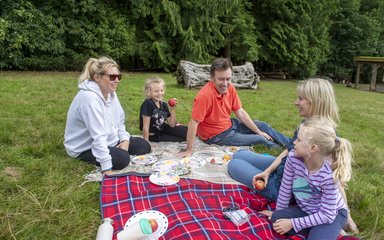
297, 78, 339, 128
143, 77, 165, 99
78, 56, 119, 83
301, 118, 352, 184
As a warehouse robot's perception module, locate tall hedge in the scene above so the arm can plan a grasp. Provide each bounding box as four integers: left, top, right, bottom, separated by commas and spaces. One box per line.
0, 0, 383, 81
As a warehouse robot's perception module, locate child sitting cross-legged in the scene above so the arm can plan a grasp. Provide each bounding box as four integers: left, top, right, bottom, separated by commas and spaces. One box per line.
139, 77, 187, 142
267, 117, 353, 240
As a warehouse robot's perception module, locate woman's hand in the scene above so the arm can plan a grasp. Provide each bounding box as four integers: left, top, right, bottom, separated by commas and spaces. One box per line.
102, 170, 113, 175
178, 148, 192, 158
117, 140, 129, 151
253, 171, 270, 189
273, 219, 292, 235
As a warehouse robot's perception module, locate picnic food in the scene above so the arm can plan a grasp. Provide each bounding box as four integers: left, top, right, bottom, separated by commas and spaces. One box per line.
168, 98, 177, 107
254, 178, 266, 191
223, 154, 231, 162
228, 146, 238, 152
149, 219, 159, 232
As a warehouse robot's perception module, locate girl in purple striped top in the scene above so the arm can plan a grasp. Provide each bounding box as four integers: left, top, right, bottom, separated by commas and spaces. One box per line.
270, 118, 352, 239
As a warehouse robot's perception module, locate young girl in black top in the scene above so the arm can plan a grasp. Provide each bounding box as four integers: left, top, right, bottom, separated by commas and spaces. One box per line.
139, 77, 187, 142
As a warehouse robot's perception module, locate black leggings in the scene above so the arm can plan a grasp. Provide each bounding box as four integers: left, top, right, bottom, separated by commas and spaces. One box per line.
77, 137, 151, 170
149, 124, 188, 142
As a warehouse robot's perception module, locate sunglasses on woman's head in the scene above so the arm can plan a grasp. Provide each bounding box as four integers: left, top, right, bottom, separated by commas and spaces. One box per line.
100, 73, 122, 81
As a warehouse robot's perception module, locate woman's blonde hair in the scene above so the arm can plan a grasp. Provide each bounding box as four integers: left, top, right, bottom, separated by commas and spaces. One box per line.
78, 56, 119, 83
297, 78, 339, 128
143, 77, 165, 98
301, 117, 352, 184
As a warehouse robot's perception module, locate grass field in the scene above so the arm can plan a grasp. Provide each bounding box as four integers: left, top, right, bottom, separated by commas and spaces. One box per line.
0, 72, 383, 239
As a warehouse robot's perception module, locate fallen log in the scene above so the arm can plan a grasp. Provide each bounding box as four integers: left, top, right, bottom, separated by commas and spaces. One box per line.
175, 60, 260, 89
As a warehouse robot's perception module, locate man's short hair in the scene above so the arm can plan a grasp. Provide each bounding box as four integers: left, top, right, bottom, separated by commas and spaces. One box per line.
210, 58, 233, 77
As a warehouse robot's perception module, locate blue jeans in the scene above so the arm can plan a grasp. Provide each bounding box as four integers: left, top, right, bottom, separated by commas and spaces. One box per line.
271, 206, 348, 240
227, 150, 280, 201
255, 120, 292, 148
204, 118, 290, 148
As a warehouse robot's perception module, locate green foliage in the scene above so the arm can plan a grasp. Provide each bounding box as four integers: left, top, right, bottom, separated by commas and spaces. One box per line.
253, 0, 337, 78
122, 0, 259, 70
0, 0, 135, 70
321, 0, 384, 80
0, 0, 65, 69
0, 0, 383, 76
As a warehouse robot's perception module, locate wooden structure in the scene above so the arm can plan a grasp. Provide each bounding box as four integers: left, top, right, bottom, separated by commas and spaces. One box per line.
354, 56, 384, 91
175, 60, 260, 89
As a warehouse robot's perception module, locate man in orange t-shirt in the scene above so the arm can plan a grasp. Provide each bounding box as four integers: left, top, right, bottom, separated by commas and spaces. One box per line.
179, 58, 290, 157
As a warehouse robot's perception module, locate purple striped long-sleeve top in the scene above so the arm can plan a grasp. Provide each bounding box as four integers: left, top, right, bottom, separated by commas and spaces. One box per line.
276, 150, 347, 232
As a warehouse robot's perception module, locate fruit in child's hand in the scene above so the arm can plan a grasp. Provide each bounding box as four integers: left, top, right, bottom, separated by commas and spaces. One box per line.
148, 219, 158, 232
168, 98, 177, 107
254, 179, 266, 191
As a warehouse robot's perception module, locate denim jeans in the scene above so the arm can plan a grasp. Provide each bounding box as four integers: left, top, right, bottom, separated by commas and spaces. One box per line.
271, 206, 348, 240
255, 120, 292, 148
227, 150, 280, 201
204, 118, 290, 149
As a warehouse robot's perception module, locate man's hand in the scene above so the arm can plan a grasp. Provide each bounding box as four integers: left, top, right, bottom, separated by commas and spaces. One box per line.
178, 149, 192, 158
273, 219, 292, 235
258, 131, 273, 141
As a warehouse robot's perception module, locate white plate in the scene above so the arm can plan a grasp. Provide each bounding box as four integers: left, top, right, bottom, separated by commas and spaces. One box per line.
208, 156, 224, 165
224, 146, 240, 155
132, 155, 158, 165
125, 210, 168, 240
152, 160, 179, 171
181, 156, 206, 168
149, 171, 180, 186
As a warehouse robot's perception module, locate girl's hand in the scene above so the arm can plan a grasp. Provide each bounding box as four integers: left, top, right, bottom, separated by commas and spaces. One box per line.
273, 219, 292, 235
259, 210, 273, 218
168, 98, 178, 108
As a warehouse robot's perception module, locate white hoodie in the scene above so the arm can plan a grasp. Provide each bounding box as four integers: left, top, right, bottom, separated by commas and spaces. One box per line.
64, 80, 130, 171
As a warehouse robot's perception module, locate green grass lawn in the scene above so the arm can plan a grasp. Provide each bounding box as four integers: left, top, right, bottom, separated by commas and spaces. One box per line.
0, 72, 383, 239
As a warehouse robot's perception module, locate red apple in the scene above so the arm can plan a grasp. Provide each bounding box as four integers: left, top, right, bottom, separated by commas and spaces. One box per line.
254, 179, 266, 191
168, 98, 177, 107
148, 219, 158, 232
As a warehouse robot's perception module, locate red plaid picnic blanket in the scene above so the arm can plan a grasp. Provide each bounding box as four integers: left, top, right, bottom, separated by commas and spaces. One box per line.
100, 173, 359, 240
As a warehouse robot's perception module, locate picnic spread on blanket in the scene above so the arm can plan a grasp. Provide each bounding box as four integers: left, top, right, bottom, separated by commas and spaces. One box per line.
94, 139, 359, 240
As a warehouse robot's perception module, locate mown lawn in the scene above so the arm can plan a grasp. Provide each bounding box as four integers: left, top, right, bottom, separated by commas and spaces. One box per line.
0, 72, 383, 239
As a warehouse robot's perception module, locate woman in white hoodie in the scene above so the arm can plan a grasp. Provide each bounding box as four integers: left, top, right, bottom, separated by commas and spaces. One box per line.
64, 56, 151, 175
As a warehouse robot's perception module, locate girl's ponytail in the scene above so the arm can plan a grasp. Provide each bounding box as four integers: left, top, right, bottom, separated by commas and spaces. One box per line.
332, 137, 353, 184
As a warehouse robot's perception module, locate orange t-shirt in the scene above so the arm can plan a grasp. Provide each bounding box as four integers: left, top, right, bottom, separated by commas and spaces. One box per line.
192, 81, 242, 140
